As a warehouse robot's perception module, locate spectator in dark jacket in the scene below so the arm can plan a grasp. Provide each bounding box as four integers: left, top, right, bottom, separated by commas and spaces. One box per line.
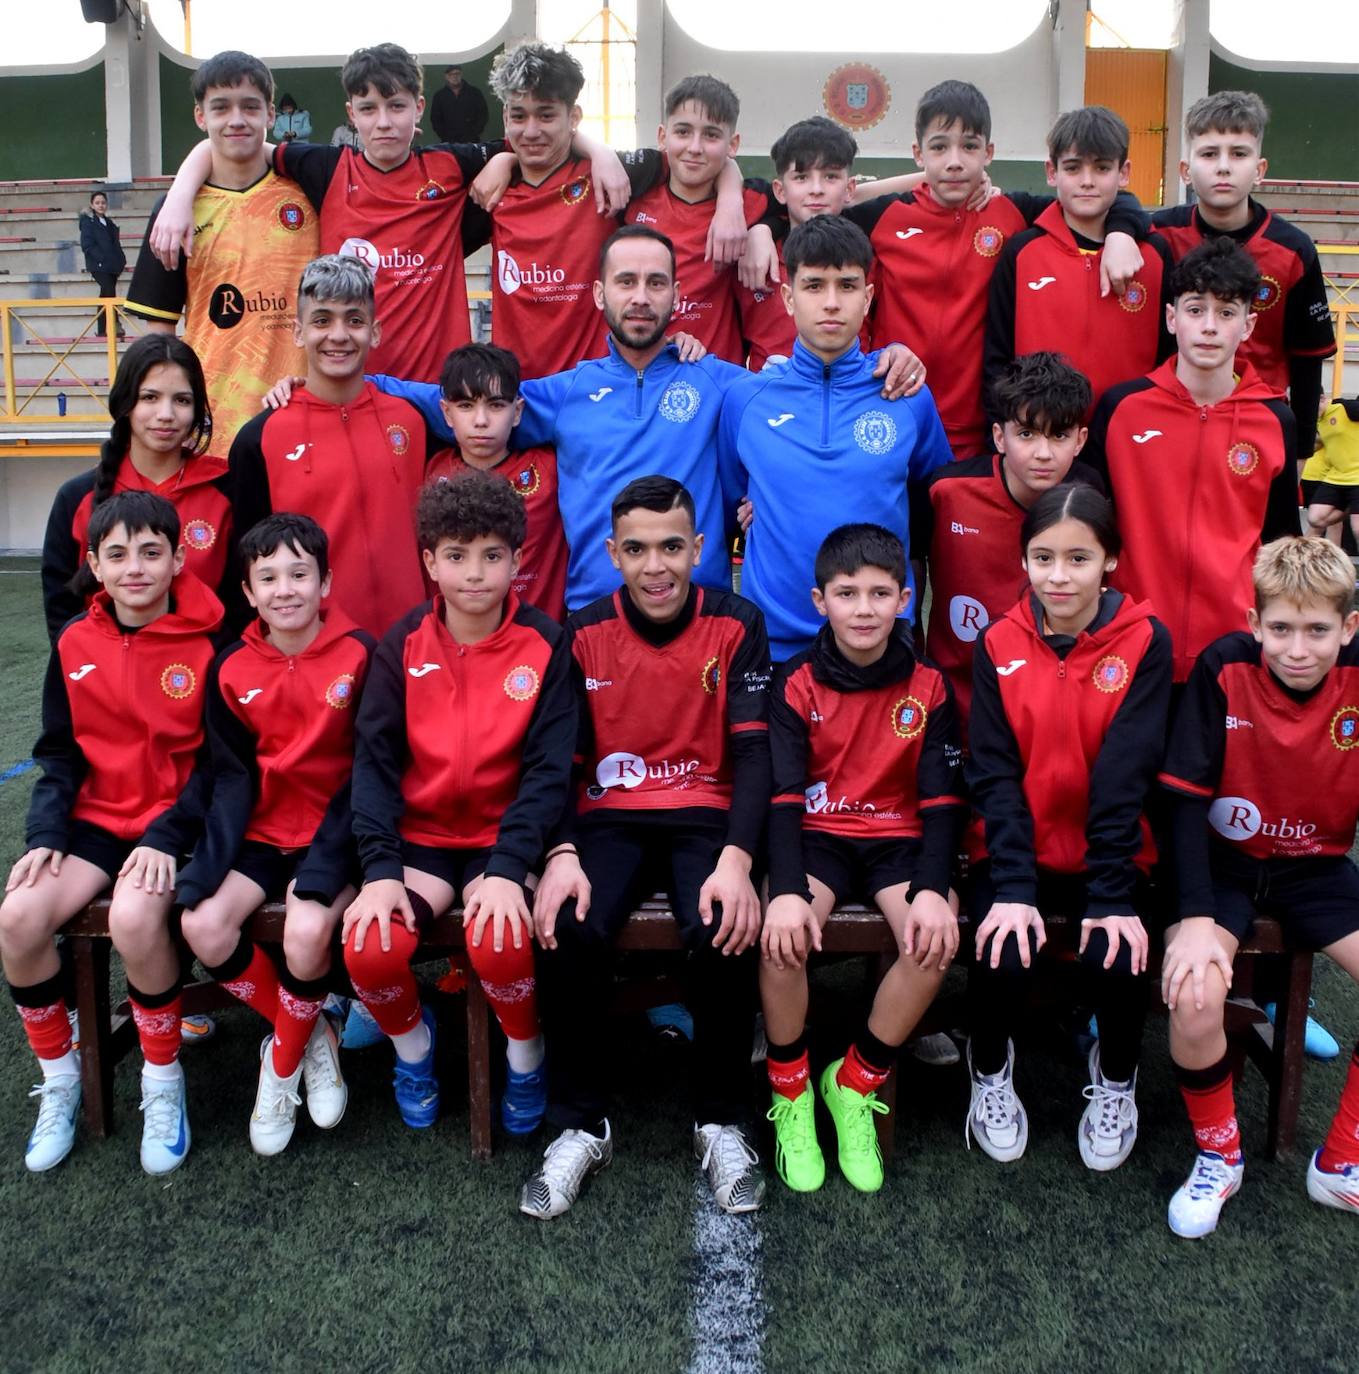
430, 65, 489, 142
79, 191, 126, 338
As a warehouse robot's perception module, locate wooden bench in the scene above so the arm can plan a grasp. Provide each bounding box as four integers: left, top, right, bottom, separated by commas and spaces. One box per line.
60, 900, 1313, 1162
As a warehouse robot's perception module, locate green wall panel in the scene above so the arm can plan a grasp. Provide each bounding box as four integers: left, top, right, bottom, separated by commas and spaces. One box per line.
1209, 54, 1359, 181
0, 66, 106, 180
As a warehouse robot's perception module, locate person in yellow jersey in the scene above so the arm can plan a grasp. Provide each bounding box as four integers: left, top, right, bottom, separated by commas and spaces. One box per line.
1303, 395, 1359, 545
125, 52, 319, 459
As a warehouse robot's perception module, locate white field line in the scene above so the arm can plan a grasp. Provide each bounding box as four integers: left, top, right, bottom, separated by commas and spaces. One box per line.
687, 1172, 765, 1374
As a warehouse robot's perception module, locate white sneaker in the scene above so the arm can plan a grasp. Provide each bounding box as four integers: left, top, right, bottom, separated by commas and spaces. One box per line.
694, 1122, 765, 1213
520, 1122, 613, 1219
139, 1070, 191, 1175
249, 1036, 303, 1156
965, 1039, 1028, 1162
1168, 1151, 1244, 1238
909, 1032, 961, 1067
301, 1015, 347, 1130
1078, 1044, 1139, 1172
1306, 1149, 1359, 1213
25, 1074, 81, 1172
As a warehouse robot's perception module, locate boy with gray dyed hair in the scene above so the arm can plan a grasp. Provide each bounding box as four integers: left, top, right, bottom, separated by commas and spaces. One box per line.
230, 254, 428, 637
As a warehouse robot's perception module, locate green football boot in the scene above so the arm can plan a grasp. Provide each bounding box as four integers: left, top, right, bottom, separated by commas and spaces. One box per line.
765, 1086, 825, 1192
819, 1058, 889, 1193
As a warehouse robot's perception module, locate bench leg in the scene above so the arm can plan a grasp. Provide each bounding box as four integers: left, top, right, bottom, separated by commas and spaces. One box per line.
69, 936, 117, 1138
1265, 950, 1313, 1161
465, 976, 493, 1161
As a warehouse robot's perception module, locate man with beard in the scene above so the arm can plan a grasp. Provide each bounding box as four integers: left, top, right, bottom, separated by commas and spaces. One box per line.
374, 224, 923, 609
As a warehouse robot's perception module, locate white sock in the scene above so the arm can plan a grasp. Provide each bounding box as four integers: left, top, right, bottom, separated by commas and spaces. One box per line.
142, 1058, 183, 1085
390, 1020, 432, 1064
505, 1033, 544, 1074
40, 1050, 80, 1082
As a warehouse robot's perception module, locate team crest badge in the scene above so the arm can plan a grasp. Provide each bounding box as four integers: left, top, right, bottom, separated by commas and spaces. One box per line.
513, 463, 541, 498
659, 380, 702, 424
161, 663, 196, 700
386, 424, 411, 456
853, 410, 897, 455
417, 180, 445, 201
701, 657, 721, 695
1092, 655, 1129, 693
973, 226, 1004, 258
181, 518, 216, 552
891, 695, 927, 740
1330, 706, 1359, 751
1117, 280, 1148, 313
1226, 441, 1260, 477
822, 63, 891, 132
560, 177, 591, 207
278, 202, 306, 232
1252, 275, 1281, 311
325, 674, 355, 710
504, 665, 540, 701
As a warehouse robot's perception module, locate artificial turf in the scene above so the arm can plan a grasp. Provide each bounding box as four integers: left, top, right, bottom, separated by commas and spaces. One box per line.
0, 563, 1356, 1373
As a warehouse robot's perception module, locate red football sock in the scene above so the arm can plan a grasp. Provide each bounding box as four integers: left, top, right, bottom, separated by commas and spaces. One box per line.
343, 922, 422, 1037
1318, 1044, 1359, 1172
465, 934, 539, 1041
837, 1041, 893, 1096
1177, 1059, 1242, 1165
271, 976, 327, 1078
10, 973, 72, 1060
209, 939, 280, 1024
767, 1048, 810, 1102
127, 987, 183, 1067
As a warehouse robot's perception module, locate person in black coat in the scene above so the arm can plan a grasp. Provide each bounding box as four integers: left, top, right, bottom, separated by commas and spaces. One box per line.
429, 65, 489, 143
79, 191, 127, 338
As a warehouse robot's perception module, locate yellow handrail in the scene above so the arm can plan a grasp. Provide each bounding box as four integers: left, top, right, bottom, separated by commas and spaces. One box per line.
0, 297, 126, 424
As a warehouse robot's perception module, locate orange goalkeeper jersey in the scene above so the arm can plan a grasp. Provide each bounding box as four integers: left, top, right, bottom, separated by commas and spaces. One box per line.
126, 171, 319, 457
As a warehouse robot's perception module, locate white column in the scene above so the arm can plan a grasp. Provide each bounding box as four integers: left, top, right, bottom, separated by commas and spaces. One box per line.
103, 10, 161, 180
1051, 0, 1087, 119
634, 0, 665, 134
1165, 0, 1211, 205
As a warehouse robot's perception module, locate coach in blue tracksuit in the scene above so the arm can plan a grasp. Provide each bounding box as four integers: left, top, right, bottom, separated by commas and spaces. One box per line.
717, 216, 952, 662
372, 224, 923, 611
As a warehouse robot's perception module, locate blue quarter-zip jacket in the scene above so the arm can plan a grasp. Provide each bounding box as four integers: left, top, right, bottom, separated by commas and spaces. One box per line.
371, 338, 746, 609
717, 339, 951, 662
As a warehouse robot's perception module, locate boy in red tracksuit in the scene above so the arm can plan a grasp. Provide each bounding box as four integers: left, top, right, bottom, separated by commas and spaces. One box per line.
761, 524, 965, 1196
1083, 236, 1300, 683
965, 485, 1171, 1170
425, 343, 568, 621
984, 105, 1174, 423
231, 254, 427, 639
344, 472, 575, 1135
1, 492, 222, 1177
1159, 537, 1359, 1237
1152, 90, 1335, 461
178, 514, 374, 1157
914, 351, 1102, 724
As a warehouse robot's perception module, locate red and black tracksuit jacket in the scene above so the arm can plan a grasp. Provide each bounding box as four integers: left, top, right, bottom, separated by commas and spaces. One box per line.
1159, 633, 1359, 917
1152, 199, 1336, 457
425, 445, 568, 622
851, 187, 1146, 459
351, 593, 576, 885
1084, 358, 1299, 681
967, 590, 1172, 917
913, 454, 1104, 723
984, 201, 1174, 423
560, 585, 772, 855
230, 382, 427, 639
175, 611, 376, 909
25, 572, 224, 857
41, 451, 241, 642
768, 626, 965, 899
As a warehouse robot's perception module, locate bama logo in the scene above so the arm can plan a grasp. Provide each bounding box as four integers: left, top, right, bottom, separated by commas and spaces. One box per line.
1208, 796, 1317, 844
338, 237, 427, 275
207, 283, 288, 330
949, 595, 989, 643
593, 751, 701, 791
497, 251, 566, 295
